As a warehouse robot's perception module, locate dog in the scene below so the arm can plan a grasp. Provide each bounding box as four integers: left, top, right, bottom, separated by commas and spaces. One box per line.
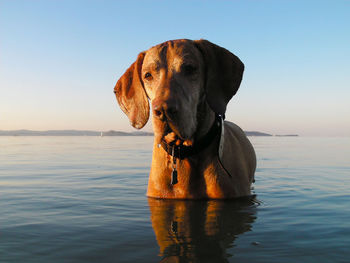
114, 39, 256, 199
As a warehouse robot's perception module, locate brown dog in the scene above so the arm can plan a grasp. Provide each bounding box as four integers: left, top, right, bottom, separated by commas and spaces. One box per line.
114, 39, 256, 199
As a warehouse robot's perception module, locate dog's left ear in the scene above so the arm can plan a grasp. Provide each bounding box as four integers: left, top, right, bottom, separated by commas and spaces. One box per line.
194, 39, 244, 116
114, 52, 149, 129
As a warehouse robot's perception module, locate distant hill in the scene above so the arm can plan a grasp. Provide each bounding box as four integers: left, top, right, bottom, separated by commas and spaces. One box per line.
102, 130, 153, 136
0, 129, 154, 136
0, 129, 100, 136
245, 131, 272, 136
0, 130, 294, 137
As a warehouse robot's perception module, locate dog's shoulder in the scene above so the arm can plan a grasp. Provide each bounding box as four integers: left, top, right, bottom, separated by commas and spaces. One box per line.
224, 120, 254, 154
222, 121, 256, 179
224, 121, 247, 143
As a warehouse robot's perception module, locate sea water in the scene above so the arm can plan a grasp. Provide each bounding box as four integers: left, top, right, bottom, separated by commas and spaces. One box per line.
0, 136, 349, 262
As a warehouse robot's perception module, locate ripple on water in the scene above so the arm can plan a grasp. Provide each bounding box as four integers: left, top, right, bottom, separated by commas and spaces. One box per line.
1, 136, 349, 262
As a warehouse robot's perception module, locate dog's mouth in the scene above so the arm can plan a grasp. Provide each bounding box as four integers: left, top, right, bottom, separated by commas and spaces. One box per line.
162, 122, 193, 147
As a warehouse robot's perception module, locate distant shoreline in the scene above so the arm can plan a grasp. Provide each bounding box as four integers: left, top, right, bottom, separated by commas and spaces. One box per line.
0, 130, 297, 137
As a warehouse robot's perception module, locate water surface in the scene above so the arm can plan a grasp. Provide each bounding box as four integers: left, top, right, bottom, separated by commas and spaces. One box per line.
1, 136, 349, 262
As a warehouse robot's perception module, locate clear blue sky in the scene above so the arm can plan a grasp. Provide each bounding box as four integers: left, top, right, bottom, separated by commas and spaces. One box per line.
1, 0, 349, 136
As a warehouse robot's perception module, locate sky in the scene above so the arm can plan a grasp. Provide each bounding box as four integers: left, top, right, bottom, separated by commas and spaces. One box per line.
1, 0, 349, 136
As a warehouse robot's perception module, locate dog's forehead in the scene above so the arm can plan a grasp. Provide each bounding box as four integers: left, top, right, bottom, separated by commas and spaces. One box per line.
144, 40, 199, 67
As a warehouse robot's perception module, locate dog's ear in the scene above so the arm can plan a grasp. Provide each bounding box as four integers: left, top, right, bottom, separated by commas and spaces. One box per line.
114, 52, 149, 129
194, 39, 244, 116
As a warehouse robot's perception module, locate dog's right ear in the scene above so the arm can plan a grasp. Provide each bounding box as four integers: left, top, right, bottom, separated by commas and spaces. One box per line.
114, 52, 149, 129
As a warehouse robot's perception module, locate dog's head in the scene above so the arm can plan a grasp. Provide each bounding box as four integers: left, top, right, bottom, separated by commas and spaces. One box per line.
114, 39, 244, 144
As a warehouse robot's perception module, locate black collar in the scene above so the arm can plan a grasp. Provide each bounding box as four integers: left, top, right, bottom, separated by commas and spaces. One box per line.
160, 115, 222, 159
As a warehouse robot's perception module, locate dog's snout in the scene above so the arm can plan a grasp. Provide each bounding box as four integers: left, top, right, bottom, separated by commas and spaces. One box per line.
165, 101, 178, 116
152, 99, 178, 120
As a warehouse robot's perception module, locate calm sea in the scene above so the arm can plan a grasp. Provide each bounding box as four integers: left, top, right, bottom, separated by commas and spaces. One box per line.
1, 136, 349, 263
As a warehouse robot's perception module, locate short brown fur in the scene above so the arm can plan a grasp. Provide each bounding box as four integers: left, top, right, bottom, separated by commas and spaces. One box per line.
114, 39, 256, 199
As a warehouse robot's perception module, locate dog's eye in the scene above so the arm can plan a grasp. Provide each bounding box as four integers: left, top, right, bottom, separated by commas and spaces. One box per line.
183, 64, 197, 75
144, 72, 152, 80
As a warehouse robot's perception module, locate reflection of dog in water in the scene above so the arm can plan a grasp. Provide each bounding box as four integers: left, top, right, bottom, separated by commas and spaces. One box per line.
148, 197, 257, 262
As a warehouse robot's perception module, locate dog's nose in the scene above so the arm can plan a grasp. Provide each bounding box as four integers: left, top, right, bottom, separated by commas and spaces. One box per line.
152, 100, 177, 120
153, 104, 164, 119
